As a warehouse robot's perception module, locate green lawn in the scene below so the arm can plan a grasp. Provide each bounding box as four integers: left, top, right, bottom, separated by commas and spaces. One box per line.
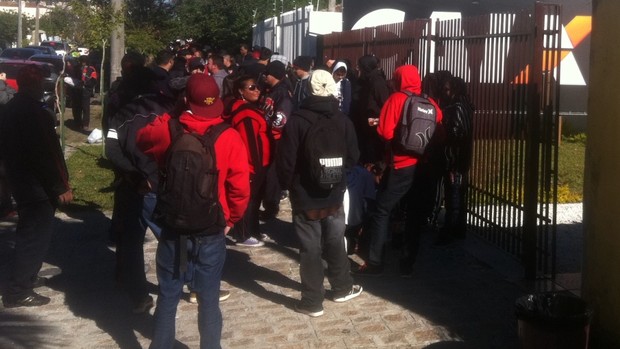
63, 144, 115, 213
558, 134, 586, 203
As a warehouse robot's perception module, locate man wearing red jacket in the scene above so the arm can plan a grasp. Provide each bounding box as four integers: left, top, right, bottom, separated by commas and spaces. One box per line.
354, 64, 443, 277
137, 74, 250, 349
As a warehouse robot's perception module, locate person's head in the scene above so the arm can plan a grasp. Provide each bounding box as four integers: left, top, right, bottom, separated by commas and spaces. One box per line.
240, 43, 250, 56
78, 55, 91, 66
188, 57, 204, 74
0, 70, 6, 81
263, 60, 286, 87
185, 74, 223, 118
222, 54, 233, 68
357, 54, 380, 77
233, 75, 260, 103
207, 54, 225, 73
332, 61, 348, 82
123, 66, 160, 95
179, 49, 193, 62
17, 64, 44, 99
259, 47, 272, 62
155, 50, 175, 70
120, 52, 146, 78
293, 56, 313, 79
443, 76, 468, 103
309, 69, 338, 98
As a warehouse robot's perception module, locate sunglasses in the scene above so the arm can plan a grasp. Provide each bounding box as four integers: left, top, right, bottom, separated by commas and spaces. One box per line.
244, 84, 259, 91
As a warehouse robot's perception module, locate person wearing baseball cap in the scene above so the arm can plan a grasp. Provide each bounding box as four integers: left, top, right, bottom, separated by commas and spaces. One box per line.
137, 73, 250, 349
259, 60, 294, 221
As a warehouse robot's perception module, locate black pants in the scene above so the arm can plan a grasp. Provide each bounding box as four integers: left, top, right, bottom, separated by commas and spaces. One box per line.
0, 160, 13, 213
72, 87, 92, 129
231, 170, 266, 242
7, 200, 56, 298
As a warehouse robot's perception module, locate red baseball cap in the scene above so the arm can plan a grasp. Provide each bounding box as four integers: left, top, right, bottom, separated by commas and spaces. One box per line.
186, 74, 223, 118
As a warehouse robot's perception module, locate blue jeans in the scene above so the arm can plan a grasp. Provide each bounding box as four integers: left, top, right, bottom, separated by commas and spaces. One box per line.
293, 206, 352, 308
366, 165, 416, 265
149, 230, 226, 349
142, 192, 162, 239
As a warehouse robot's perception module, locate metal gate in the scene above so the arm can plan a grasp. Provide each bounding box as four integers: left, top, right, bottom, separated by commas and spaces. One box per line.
322, 3, 561, 278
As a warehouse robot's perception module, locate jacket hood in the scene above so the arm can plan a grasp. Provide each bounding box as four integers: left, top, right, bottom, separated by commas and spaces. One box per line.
393, 65, 421, 94
299, 95, 339, 115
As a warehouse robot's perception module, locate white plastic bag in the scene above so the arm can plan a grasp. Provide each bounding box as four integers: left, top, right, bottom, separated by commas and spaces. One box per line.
87, 128, 103, 144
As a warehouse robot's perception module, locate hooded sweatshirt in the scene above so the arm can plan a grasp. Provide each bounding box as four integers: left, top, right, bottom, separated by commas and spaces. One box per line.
136, 111, 250, 227
377, 65, 443, 169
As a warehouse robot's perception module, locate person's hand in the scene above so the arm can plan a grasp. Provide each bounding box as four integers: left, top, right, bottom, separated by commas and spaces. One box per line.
368, 118, 379, 126
224, 226, 232, 235
58, 189, 74, 205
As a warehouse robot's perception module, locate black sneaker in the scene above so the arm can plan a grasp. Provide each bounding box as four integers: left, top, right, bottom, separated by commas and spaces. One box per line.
132, 295, 154, 314
3, 292, 51, 308
33, 276, 47, 288
294, 302, 324, 317
352, 263, 383, 276
333, 285, 363, 302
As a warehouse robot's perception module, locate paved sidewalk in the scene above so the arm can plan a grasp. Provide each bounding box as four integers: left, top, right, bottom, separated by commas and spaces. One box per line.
1, 200, 574, 349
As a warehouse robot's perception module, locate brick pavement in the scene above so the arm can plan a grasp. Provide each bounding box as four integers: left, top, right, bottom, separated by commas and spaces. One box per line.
0, 200, 534, 349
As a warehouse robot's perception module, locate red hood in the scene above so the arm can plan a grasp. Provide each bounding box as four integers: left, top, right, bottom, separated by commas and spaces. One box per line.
178, 110, 225, 134
393, 65, 421, 94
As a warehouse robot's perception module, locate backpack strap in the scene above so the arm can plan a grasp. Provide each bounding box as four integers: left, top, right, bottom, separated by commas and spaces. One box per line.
168, 118, 185, 142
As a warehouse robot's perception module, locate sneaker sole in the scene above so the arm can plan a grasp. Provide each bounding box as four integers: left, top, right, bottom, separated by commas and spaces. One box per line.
294, 305, 324, 317
235, 242, 265, 247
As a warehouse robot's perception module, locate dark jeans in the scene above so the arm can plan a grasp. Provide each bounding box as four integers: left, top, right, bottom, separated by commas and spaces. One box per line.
366, 165, 416, 266
7, 199, 55, 298
261, 161, 281, 217
231, 171, 265, 242
293, 206, 352, 308
115, 183, 149, 304
0, 160, 13, 213
150, 230, 226, 349
72, 87, 91, 129
443, 171, 468, 237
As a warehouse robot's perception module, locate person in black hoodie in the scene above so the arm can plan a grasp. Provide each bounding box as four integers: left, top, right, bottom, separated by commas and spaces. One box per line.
105, 66, 175, 313
352, 55, 391, 164
277, 69, 363, 317
0, 65, 73, 308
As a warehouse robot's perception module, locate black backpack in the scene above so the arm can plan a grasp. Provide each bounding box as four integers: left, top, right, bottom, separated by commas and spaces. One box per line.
395, 91, 438, 156
154, 119, 228, 234
299, 110, 347, 190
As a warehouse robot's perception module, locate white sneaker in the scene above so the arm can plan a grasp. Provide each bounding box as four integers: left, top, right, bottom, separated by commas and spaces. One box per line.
333, 285, 363, 303
235, 237, 264, 247
219, 290, 231, 302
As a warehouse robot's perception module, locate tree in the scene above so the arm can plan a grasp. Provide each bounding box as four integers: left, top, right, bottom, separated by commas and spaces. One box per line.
39, 5, 81, 42
70, 0, 123, 94
0, 11, 35, 48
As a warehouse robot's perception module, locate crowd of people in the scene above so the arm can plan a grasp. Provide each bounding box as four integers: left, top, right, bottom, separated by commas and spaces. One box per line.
0, 42, 474, 349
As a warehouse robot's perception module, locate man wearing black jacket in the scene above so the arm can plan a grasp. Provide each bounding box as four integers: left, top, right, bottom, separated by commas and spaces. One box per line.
277, 69, 362, 317
105, 66, 175, 313
0, 65, 73, 308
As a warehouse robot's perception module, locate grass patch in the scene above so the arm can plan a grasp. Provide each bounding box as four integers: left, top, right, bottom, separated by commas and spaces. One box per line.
558, 134, 585, 203
63, 144, 115, 212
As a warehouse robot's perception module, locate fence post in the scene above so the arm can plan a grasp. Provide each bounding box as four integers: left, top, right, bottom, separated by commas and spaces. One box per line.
523, 4, 545, 279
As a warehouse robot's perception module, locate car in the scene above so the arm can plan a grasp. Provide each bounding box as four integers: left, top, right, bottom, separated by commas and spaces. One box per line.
40, 41, 69, 56
28, 54, 79, 107
0, 48, 41, 61
24, 45, 58, 55
28, 54, 78, 75
0, 60, 59, 116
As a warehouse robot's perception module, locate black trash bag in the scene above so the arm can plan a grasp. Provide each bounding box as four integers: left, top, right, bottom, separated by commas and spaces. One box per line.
515, 292, 593, 331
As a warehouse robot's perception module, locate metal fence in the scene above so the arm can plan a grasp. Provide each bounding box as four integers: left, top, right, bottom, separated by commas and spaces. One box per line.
321, 3, 561, 279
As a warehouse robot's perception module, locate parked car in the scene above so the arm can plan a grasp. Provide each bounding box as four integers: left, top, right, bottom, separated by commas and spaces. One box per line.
0, 48, 41, 61
40, 41, 69, 56
28, 54, 79, 107
24, 45, 58, 55
0, 60, 59, 117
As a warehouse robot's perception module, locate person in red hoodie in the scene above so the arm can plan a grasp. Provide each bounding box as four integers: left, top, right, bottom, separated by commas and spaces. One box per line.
137, 74, 250, 349
228, 75, 272, 247
353, 64, 443, 277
